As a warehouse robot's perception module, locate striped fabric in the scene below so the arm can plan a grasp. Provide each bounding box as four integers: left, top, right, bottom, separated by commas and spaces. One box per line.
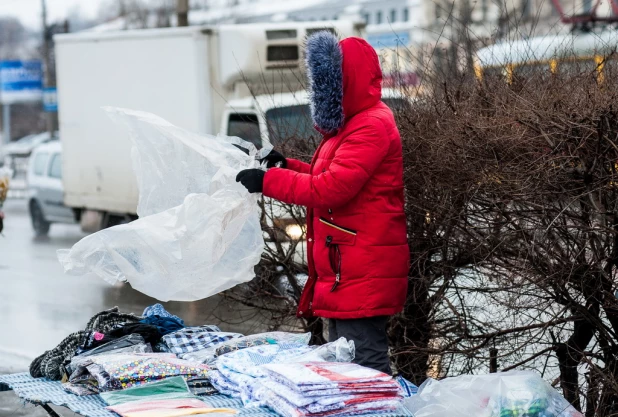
0, 373, 412, 417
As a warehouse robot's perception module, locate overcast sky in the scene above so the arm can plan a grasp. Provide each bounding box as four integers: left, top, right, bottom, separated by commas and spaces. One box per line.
0, 0, 103, 29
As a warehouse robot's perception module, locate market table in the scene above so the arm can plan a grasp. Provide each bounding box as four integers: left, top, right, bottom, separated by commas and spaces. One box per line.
0, 373, 413, 417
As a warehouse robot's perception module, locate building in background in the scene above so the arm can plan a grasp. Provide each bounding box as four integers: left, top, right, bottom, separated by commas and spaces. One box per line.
285, 0, 424, 88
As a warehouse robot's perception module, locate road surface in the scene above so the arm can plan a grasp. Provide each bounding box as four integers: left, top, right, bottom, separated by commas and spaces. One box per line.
0, 199, 271, 415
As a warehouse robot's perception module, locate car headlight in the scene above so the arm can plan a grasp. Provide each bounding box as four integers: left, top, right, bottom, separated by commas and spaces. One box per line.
272, 218, 306, 242
285, 223, 305, 240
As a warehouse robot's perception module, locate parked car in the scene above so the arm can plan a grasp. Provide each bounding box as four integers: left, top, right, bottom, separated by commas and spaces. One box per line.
1, 131, 59, 171
27, 141, 75, 235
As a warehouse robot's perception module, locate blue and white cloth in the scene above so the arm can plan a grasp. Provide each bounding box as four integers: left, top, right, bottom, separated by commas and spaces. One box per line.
161, 326, 239, 355
142, 303, 184, 323
210, 338, 354, 406
395, 376, 418, 397
213, 343, 314, 405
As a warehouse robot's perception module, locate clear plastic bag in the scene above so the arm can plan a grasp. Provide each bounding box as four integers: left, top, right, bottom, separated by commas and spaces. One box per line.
283, 337, 355, 363
404, 371, 583, 417
57, 108, 270, 301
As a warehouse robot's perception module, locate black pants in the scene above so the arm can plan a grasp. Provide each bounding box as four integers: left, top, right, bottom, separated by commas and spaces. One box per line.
328, 316, 391, 375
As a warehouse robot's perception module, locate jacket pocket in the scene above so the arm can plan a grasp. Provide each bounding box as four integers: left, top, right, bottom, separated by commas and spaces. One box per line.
319, 217, 357, 292
319, 217, 356, 245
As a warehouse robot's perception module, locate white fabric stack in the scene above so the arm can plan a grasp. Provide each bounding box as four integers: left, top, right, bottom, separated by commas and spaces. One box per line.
253, 362, 403, 417
209, 338, 355, 406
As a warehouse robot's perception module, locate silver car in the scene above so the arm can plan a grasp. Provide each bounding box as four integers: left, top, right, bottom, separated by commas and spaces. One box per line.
27, 141, 75, 235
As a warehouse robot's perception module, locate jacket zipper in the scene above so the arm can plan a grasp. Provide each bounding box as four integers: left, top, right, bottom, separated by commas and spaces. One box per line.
326, 236, 341, 292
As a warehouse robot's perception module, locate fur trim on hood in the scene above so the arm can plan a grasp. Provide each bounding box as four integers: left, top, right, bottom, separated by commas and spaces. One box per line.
305, 31, 344, 135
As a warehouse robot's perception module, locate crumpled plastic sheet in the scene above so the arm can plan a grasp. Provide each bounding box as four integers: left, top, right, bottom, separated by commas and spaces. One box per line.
404, 371, 583, 417
57, 108, 271, 301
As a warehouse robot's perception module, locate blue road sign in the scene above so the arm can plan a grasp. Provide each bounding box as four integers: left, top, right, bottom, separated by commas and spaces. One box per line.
43, 87, 58, 112
0, 60, 43, 104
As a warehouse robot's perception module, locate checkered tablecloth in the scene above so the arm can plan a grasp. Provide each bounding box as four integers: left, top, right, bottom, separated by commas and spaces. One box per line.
0, 373, 413, 417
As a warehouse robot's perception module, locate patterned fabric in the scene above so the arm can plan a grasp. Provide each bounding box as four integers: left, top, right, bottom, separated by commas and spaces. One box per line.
162, 327, 239, 355
215, 338, 274, 357
255, 386, 401, 417
64, 353, 210, 395
182, 332, 311, 364
394, 376, 418, 397
217, 344, 314, 378
142, 304, 184, 324
0, 372, 412, 417
30, 307, 142, 381
211, 340, 353, 405
141, 316, 185, 336
257, 379, 401, 408
262, 362, 395, 389
255, 362, 403, 417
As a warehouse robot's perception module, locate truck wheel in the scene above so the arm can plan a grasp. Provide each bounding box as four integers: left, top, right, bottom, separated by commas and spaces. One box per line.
30, 201, 50, 236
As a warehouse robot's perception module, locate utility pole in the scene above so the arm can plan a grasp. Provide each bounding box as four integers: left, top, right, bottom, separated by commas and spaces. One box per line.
177, 0, 189, 27
41, 0, 57, 137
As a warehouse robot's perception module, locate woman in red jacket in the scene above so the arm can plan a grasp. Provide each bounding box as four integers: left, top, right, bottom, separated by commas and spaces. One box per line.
236, 31, 409, 374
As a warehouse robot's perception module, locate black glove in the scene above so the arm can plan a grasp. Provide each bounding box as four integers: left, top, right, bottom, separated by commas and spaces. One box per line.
260, 149, 287, 168
236, 169, 265, 193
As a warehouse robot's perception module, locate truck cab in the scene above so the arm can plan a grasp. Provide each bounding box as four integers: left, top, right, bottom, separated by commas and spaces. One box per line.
221, 88, 411, 149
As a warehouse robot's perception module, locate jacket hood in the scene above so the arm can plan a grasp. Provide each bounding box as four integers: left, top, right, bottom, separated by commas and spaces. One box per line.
305, 32, 383, 135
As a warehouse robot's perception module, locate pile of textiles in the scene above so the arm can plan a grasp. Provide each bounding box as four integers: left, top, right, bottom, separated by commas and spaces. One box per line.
29, 307, 143, 380
160, 325, 242, 357
101, 376, 237, 417
253, 362, 403, 417
29, 303, 410, 417
29, 304, 187, 381
208, 337, 355, 405
182, 332, 313, 364
64, 352, 210, 395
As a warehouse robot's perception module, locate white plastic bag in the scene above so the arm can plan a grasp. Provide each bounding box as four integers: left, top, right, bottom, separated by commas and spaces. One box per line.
404, 371, 583, 417
57, 108, 269, 301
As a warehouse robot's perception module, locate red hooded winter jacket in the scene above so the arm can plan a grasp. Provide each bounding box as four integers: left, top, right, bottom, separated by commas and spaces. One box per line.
263, 34, 409, 320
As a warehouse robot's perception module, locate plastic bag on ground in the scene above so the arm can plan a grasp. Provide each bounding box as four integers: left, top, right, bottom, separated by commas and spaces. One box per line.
57, 108, 270, 301
404, 371, 583, 417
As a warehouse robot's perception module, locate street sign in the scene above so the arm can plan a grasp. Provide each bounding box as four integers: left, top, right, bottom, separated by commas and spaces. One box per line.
0, 60, 43, 104
43, 87, 58, 112
367, 32, 411, 49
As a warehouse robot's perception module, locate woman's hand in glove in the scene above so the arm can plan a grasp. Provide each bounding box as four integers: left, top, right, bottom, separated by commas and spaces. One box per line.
260, 149, 287, 168
236, 169, 265, 193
